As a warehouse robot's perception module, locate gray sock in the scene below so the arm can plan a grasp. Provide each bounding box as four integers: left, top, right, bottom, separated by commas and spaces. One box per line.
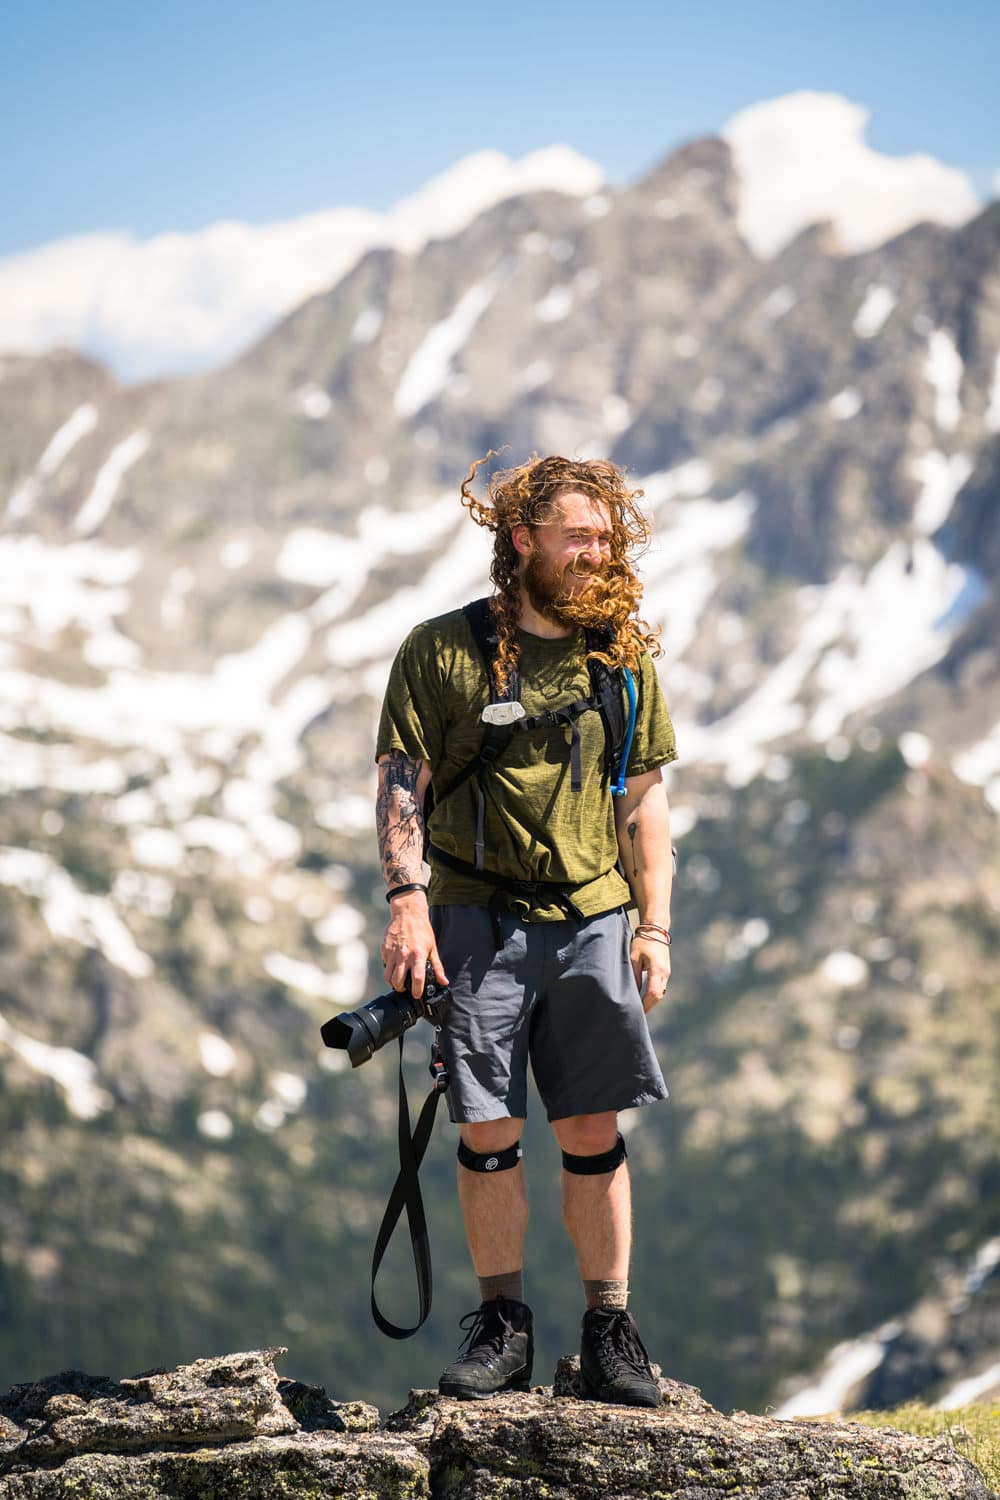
479, 1269, 524, 1304
584, 1278, 629, 1310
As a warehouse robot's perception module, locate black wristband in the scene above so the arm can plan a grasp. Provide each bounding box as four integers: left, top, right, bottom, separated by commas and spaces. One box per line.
385, 882, 429, 903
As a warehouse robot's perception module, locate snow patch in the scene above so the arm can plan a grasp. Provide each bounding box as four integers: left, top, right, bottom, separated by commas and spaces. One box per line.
535, 285, 574, 323
395, 275, 501, 418
351, 305, 383, 344
5, 403, 100, 522
0, 1008, 112, 1120
829, 388, 862, 421
924, 330, 963, 432
514, 360, 553, 393
761, 286, 796, 321
807, 543, 968, 741
953, 720, 1000, 789
911, 450, 973, 534
161, 566, 195, 629
295, 383, 332, 420
680, 540, 968, 779
640, 492, 756, 663
197, 1110, 233, 1141
0, 534, 140, 637
265, 951, 366, 1006
986, 353, 1000, 433
898, 732, 932, 768
0, 846, 152, 977
0, 732, 128, 796
583, 194, 612, 218
602, 395, 631, 433
74, 430, 151, 535
221, 538, 253, 570
935, 1360, 1000, 1409
774, 1323, 903, 1418
820, 951, 869, 988
854, 285, 897, 339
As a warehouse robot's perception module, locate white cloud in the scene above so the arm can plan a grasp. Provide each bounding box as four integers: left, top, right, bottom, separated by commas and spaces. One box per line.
724, 92, 980, 259
0, 147, 602, 383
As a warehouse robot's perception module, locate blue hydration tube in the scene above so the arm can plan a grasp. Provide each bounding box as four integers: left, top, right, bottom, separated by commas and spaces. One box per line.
613, 667, 637, 796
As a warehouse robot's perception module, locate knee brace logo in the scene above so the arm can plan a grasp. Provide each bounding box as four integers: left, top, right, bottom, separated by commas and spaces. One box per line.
458, 1140, 521, 1172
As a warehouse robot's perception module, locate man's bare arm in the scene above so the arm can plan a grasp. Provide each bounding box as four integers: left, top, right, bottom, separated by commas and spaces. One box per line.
613, 767, 672, 1012
376, 750, 432, 888
376, 752, 444, 998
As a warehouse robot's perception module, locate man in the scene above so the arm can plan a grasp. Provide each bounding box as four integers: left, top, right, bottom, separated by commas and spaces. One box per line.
375, 452, 676, 1406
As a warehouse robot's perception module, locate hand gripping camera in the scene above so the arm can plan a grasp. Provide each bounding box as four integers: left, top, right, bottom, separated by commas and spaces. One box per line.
321, 965, 452, 1068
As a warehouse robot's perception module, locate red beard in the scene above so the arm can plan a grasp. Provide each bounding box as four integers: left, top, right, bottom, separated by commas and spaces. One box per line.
523, 550, 599, 625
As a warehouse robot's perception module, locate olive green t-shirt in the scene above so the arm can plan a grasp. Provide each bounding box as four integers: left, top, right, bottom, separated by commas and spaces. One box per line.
375, 608, 678, 921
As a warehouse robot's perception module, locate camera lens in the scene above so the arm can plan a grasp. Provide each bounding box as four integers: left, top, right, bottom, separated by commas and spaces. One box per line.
321, 987, 419, 1067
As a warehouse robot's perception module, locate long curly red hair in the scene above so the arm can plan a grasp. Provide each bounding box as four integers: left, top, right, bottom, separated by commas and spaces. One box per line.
460, 451, 662, 695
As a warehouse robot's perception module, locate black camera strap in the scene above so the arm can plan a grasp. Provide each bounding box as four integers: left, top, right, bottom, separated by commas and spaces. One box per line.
370, 1032, 450, 1339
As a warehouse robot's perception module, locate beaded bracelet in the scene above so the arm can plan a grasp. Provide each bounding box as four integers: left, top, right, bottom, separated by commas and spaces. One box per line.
385, 882, 429, 903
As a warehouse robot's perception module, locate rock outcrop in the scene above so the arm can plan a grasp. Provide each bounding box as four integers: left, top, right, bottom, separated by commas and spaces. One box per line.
0, 1348, 992, 1499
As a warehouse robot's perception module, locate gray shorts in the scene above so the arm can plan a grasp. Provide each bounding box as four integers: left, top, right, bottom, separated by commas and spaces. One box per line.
430, 904, 669, 1124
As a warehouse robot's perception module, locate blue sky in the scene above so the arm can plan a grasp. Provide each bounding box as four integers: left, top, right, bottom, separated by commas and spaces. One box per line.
2, 0, 997, 258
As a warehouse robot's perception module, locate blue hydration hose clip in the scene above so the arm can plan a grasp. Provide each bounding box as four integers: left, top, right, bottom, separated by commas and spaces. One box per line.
613, 667, 638, 797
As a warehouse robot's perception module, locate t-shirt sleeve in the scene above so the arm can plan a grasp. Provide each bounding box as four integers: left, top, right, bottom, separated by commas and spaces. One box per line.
624, 652, 678, 777
375, 624, 446, 767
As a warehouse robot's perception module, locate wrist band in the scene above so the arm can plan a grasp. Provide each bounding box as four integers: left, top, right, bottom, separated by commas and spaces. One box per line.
635, 924, 671, 944
385, 882, 428, 903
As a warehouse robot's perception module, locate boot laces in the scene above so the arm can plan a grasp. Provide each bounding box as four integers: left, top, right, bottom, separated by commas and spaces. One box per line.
456, 1303, 516, 1367
592, 1310, 652, 1379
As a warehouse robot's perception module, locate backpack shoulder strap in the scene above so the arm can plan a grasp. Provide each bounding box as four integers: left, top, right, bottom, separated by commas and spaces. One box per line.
430, 601, 519, 866
461, 596, 519, 704
584, 627, 629, 783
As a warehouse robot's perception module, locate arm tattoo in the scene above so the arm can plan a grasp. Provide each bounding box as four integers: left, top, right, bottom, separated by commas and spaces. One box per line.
377, 751, 426, 886
627, 820, 639, 878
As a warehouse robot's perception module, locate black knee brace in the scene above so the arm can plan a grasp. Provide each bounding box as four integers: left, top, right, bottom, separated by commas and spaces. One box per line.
457, 1139, 522, 1173
561, 1132, 627, 1175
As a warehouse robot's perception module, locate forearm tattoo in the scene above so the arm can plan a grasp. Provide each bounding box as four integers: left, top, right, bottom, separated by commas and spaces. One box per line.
377, 751, 426, 886
627, 820, 639, 878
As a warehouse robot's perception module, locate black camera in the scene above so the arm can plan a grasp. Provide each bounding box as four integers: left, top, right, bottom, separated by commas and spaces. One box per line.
321, 965, 452, 1068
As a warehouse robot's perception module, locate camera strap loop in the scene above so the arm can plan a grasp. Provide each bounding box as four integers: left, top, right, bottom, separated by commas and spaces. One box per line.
370, 1034, 447, 1339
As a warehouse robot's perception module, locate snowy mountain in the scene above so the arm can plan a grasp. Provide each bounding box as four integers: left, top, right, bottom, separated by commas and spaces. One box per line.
0, 93, 983, 383
0, 114, 998, 1414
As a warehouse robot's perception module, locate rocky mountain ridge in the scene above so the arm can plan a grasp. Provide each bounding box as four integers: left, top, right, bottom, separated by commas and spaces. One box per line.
0, 131, 998, 1414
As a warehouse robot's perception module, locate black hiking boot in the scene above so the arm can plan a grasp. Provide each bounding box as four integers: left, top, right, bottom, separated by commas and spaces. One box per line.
438, 1296, 534, 1399
579, 1306, 661, 1408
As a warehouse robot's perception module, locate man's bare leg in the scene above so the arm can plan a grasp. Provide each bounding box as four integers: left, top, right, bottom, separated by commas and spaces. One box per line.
456, 1117, 528, 1281
439, 1115, 533, 1398
552, 1109, 659, 1407
552, 1111, 631, 1285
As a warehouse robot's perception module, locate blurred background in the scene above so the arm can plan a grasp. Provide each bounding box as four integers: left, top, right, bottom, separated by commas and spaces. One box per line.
1, 0, 998, 1420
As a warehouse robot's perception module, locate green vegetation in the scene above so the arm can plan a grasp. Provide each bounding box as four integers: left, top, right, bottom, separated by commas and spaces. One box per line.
847, 1403, 1000, 1493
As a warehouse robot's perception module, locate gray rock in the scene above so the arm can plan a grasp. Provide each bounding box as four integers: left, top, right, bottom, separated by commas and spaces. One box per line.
0, 1349, 427, 1499
390, 1384, 994, 1500
0, 1431, 429, 1499
1, 1347, 994, 1499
